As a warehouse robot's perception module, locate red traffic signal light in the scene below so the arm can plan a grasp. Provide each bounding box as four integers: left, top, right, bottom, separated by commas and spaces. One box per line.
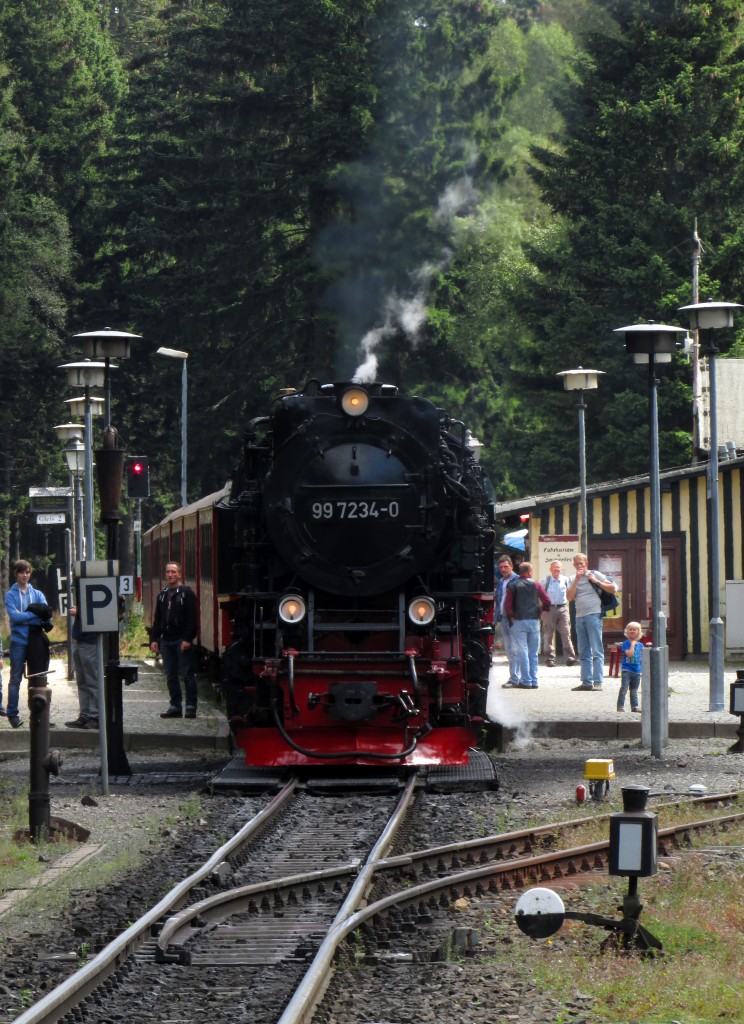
126, 456, 150, 498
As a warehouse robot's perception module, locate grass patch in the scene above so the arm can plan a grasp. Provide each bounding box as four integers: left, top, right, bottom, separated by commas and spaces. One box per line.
0, 775, 205, 940
506, 821, 744, 1023
119, 609, 150, 660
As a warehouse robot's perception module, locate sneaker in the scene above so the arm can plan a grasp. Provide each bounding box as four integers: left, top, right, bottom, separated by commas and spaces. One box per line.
501, 682, 519, 689
617, 706, 625, 712
81, 720, 99, 730
160, 707, 183, 719
518, 683, 532, 689
566, 657, 577, 666
571, 684, 594, 691
8, 716, 23, 729
546, 660, 555, 667
632, 706, 641, 713
592, 684, 603, 691
184, 708, 196, 719
65, 718, 87, 729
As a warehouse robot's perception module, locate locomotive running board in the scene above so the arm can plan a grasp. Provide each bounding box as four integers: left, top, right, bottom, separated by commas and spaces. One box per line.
209, 748, 499, 793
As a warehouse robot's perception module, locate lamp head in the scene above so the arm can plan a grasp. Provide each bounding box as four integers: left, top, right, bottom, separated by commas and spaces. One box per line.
556, 366, 605, 391
614, 322, 686, 365
679, 300, 742, 332
74, 326, 141, 361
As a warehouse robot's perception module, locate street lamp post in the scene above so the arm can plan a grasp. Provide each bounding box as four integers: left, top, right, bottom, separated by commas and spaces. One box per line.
156, 347, 189, 507
58, 362, 108, 553
557, 367, 605, 553
54, 425, 86, 679
679, 301, 743, 712
53, 425, 86, 560
614, 321, 686, 758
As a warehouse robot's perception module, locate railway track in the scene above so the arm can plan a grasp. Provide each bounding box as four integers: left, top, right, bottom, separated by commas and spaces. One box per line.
10, 786, 743, 1024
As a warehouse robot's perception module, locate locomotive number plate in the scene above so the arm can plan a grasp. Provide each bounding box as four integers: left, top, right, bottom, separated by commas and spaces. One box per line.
310, 499, 401, 520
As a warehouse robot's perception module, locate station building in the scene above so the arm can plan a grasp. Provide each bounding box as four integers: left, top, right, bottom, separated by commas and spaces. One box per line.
496, 453, 744, 661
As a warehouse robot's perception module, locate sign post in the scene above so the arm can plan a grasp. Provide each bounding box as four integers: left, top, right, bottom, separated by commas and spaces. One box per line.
75, 560, 136, 788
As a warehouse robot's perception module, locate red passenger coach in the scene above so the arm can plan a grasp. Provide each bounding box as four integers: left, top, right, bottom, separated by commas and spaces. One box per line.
144, 380, 496, 770
143, 486, 239, 666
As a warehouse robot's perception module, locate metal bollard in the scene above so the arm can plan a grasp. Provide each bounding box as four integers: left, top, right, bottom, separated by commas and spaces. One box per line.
28, 686, 58, 842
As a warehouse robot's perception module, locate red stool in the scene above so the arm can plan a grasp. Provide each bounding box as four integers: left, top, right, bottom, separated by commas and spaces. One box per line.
608, 644, 622, 677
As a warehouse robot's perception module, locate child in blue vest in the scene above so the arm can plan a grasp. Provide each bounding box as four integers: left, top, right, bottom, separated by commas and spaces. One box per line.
618, 621, 643, 712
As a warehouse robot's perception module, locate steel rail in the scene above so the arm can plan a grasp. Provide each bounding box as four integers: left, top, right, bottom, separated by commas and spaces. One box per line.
276, 805, 744, 1024
157, 861, 363, 953
277, 772, 418, 1024
156, 793, 744, 962
11, 779, 299, 1024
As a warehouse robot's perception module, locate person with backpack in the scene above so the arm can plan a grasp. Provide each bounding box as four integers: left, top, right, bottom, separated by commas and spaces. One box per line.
503, 562, 551, 689
566, 552, 618, 691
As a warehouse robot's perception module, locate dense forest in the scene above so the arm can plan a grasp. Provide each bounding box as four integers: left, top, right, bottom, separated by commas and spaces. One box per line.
2, 0, 744, 584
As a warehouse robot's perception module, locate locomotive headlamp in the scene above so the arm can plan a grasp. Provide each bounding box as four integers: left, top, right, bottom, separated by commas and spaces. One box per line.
278, 595, 307, 624
408, 596, 436, 626
341, 387, 369, 417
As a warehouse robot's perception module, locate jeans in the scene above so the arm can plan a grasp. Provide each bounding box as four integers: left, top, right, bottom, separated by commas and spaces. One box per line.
618, 669, 640, 709
160, 639, 198, 710
73, 640, 100, 721
575, 613, 604, 686
500, 620, 521, 684
4, 642, 30, 719
511, 619, 540, 687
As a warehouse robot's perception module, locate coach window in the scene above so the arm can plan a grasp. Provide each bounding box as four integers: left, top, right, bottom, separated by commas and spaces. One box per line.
185, 527, 196, 580
200, 523, 212, 583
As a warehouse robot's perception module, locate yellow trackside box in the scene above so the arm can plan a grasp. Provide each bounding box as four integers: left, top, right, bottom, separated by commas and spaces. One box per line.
584, 759, 615, 781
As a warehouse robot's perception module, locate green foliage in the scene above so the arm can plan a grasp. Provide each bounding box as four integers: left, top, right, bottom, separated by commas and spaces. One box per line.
4, 0, 744, 544
498, 0, 744, 487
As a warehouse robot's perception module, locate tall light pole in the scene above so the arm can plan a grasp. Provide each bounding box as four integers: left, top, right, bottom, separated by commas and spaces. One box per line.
58, 362, 108, 554
679, 301, 743, 712
54, 424, 86, 679
557, 367, 604, 553
614, 321, 686, 758
156, 347, 189, 507
54, 425, 86, 560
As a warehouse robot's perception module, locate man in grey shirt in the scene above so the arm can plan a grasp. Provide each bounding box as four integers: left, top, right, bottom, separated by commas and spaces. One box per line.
566, 553, 618, 691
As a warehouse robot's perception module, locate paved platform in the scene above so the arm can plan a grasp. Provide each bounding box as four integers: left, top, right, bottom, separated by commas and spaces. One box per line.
0, 656, 230, 756
486, 649, 742, 742
1, 651, 742, 759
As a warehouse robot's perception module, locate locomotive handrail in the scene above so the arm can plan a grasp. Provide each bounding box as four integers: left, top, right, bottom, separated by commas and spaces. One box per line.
406, 652, 421, 705
286, 649, 300, 714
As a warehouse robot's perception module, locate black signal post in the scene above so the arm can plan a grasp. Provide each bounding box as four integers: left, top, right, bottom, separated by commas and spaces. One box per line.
75, 327, 143, 779
515, 785, 662, 955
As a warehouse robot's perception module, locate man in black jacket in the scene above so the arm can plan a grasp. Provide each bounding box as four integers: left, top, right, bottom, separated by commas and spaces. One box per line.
149, 562, 198, 718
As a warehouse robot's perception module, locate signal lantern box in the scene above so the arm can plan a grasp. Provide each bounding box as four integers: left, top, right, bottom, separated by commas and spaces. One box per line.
126, 456, 150, 498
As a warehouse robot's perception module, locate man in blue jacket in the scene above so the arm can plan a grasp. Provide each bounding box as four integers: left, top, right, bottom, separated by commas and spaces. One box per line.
3, 559, 49, 728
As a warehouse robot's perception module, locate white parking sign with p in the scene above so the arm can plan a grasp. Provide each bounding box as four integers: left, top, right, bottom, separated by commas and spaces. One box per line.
78, 577, 119, 632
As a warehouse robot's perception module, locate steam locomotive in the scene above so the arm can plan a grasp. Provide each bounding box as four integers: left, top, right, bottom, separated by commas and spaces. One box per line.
143, 380, 496, 767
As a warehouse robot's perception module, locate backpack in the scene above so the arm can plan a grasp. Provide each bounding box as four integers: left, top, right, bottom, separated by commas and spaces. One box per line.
591, 577, 619, 616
